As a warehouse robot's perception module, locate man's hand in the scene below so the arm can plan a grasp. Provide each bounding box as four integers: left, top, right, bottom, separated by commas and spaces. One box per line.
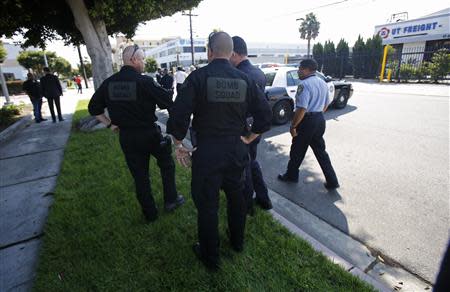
110, 124, 119, 133
175, 143, 196, 168
240, 132, 260, 145
290, 126, 298, 138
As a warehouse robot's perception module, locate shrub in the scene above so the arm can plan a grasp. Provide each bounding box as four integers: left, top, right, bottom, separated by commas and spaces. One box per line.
429, 49, 450, 82
399, 64, 414, 81
0, 80, 24, 95
0, 103, 24, 126
414, 62, 431, 82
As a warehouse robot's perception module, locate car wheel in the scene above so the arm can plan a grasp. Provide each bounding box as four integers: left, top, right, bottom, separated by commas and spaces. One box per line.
272, 100, 292, 125
334, 90, 348, 109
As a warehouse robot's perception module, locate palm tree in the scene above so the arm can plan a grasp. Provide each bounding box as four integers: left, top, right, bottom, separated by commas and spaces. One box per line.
298, 13, 320, 58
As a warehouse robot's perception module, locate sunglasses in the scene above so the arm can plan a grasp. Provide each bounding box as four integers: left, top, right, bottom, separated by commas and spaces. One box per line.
130, 44, 140, 60
207, 32, 216, 51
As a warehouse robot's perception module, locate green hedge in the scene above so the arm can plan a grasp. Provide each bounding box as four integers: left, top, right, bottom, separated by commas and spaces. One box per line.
0, 80, 24, 95
0, 103, 23, 126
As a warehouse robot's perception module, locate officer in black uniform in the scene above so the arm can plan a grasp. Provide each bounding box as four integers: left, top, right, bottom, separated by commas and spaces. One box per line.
88, 44, 185, 222
230, 36, 272, 214
167, 32, 272, 270
278, 59, 339, 189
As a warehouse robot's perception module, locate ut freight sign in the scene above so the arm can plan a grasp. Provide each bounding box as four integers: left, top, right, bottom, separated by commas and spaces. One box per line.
375, 12, 450, 44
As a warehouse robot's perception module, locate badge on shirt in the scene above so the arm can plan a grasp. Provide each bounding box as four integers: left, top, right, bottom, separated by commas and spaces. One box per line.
296, 84, 304, 96
206, 77, 247, 103
108, 81, 137, 101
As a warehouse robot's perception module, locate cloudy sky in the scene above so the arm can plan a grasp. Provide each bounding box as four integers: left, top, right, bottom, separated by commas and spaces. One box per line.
4, 0, 449, 66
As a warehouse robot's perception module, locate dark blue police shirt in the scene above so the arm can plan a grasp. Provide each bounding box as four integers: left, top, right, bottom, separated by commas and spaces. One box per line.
236, 59, 267, 91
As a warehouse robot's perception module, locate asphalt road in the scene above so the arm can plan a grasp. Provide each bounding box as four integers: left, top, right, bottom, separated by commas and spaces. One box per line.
156, 82, 449, 283
258, 82, 449, 283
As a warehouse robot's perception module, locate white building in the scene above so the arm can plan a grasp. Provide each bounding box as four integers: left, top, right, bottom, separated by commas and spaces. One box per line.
1, 42, 32, 80
145, 37, 307, 69
375, 8, 450, 64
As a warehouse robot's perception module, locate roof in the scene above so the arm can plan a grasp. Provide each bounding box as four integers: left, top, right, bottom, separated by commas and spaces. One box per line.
421, 7, 450, 18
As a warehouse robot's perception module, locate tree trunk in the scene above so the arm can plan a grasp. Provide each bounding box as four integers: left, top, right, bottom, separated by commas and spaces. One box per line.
65, 0, 113, 89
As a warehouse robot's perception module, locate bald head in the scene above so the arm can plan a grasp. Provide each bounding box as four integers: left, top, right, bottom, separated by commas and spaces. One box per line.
122, 44, 145, 72
208, 31, 233, 59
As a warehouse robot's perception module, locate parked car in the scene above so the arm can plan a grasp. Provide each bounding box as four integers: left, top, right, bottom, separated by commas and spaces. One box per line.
262, 67, 353, 124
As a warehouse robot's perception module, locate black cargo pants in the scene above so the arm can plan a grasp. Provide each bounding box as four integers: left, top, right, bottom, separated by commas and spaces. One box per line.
191, 135, 249, 265
119, 128, 177, 219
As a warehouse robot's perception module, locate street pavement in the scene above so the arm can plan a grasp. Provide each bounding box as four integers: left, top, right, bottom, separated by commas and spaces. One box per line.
0, 88, 93, 291
156, 82, 450, 284
257, 82, 449, 283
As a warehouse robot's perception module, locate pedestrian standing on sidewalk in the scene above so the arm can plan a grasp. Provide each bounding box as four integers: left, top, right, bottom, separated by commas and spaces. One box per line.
230, 36, 272, 214
40, 67, 64, 123
160, 68, 174, 98
278, 59, 339, 190
167, 31, 272, 271
88, 44, 185, 223
174, 66, 187, 97
22, 73, 46, 123
75, 75, 82, 94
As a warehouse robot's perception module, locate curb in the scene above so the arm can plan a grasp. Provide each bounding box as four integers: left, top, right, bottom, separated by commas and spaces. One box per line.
0, 114, 33, 144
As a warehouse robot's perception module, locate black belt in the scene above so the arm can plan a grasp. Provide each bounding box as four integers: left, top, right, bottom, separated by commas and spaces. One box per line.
304, 112, 322, 116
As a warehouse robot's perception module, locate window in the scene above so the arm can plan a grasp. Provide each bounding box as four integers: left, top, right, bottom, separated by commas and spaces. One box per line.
286, 71, 300, 86
265, 72, 276, 86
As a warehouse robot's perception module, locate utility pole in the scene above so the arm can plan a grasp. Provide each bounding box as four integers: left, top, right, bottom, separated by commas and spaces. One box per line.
77, 45, 89, 88
182, 10, 198, 66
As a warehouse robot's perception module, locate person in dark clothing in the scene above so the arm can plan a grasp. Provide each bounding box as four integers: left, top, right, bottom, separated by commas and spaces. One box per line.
278, 59, 339, 189
230, 36, 272, 214
156, 68, 162, 84
167, 32, 272, 271
160, 68, 174, 98
88, 44, 185, 222
40, 67, 64, 122
22, 73, 46, 123
434, 241, 450, 292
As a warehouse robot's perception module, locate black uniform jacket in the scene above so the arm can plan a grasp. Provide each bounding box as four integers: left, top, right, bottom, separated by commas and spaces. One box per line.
40, 74, 62, 98
167, 58, 272, 141
88, 66, 173, 130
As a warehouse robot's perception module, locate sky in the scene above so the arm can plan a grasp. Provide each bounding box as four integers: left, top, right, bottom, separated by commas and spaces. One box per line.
3, 0, 449, 66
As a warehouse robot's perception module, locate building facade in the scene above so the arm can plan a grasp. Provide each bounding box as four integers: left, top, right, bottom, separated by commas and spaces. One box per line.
1, 42, 32, 80
375, 8, 450, 64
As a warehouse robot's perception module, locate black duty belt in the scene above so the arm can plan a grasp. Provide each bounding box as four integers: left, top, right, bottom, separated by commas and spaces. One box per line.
304, 112, 322, 116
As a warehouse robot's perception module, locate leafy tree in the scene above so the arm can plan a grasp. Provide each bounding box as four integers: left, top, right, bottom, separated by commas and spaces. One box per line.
312, 42, 323, 71
370, 34, 383, 79
0, 41, 6, 63
336, 39, 350, 78
1, 0, 202, 89
17, 51, 71, 77
352, 35, 365, 78
429, 48, 450, 82
322, 40, 336, 77
298, 13, 320, 58
144, 57, 158, 73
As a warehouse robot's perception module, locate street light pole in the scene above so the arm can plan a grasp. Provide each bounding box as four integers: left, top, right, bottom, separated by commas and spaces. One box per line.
0, 63, 11, 106
43, 50, 49, 67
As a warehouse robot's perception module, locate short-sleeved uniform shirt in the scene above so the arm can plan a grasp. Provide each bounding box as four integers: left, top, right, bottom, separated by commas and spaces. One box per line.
295, 74, 330, 112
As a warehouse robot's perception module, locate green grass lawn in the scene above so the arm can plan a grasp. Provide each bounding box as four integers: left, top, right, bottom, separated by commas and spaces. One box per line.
34, 100, 375, 291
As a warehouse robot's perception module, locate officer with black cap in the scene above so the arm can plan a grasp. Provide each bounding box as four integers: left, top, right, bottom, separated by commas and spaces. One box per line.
88, 44, 185, 223
230, 35, 272, 214
167, 31, 272, 270
278, 58, 339, 189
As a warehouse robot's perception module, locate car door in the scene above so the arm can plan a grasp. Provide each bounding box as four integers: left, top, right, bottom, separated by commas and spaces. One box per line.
286, 70, 301, 99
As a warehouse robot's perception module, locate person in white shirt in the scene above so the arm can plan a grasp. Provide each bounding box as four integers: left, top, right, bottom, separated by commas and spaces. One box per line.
174, 66, 188, 95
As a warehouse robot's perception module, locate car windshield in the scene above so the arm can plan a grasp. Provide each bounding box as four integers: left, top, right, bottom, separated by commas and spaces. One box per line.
265, 72, 276, 86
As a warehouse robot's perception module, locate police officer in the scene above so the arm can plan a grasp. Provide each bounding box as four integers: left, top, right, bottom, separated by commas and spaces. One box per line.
88, 44, 185, 222
167, 32, 272, 270
230, 36, 272, 214
278, 59, 339, 189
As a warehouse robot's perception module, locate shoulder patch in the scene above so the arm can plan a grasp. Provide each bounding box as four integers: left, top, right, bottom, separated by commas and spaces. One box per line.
206, 77, 247, 103
296, 84, 304, 95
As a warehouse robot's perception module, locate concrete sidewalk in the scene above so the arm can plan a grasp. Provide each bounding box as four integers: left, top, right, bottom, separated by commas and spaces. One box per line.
0, 89, 93, 291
